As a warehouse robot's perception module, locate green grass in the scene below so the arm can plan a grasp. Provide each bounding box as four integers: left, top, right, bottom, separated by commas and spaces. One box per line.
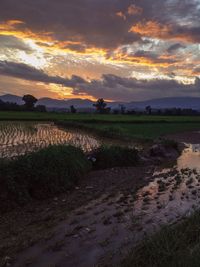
1, 111, 200, 123
60, 121, 200, 141
0, 145, 91, 211
92, 145, 139, 169
122, 211, 200, 267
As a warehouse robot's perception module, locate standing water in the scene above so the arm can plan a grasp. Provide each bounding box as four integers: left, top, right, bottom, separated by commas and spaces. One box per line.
133, 143, 200, 234
0, 121, 100, 158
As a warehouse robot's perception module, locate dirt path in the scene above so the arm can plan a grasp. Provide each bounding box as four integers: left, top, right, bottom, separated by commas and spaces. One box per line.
167, 130, 200, 144
1, 166, 154, 267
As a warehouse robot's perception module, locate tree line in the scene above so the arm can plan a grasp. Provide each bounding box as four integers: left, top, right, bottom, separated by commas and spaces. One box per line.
0, 95, 199, 115
0, 95, 46, 112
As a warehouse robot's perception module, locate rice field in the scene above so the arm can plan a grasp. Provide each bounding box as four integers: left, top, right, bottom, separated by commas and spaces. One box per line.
0, 121, 100, 158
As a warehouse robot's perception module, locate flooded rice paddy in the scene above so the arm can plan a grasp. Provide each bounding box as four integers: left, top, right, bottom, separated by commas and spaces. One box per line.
0, 121, 100, 158
2, 120, 200, 266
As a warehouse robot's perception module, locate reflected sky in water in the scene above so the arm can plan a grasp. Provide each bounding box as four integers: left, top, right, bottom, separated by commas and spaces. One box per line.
0, 121, 100, 158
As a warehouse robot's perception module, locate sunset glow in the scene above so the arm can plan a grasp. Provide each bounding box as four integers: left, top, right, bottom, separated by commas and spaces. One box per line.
0, 1, 200, 101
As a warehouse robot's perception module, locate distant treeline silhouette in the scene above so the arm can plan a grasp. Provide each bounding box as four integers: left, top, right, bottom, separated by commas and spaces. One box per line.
0, 94, 46, 112
0, 95, 199, 115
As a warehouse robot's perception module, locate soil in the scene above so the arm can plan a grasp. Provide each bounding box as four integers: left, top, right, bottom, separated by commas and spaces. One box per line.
0, 166, 154, 267
166, 130, 200, 144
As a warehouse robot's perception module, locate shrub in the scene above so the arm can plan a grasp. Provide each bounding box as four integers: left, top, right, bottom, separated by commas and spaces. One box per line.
93, 145, 139, 169
0, 145, 91, 209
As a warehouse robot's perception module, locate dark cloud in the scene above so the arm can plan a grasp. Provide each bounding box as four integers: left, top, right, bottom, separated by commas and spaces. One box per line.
132, 50, 177, 64
0, 35, 32, 52
75, 74, 200, 101
0, 60, 86, 87
0, 61, 199, 101
0, 0, 140, 50
167, 43, 185, 53
0, 0, 199, 52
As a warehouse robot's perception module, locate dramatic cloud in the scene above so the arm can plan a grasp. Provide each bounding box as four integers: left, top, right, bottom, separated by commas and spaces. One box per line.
0, 0, 200, 100
74, 74, 200, 101
0, 35, 32, 52
0, 0, 199, 51
0, 61, 86, 87
1, 61, 199, 101
167, 43, 185, 53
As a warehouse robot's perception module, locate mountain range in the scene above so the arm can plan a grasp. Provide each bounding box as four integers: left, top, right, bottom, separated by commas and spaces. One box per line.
1, 94, 200, 110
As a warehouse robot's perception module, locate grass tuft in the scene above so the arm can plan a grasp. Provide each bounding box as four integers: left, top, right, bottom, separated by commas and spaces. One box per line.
93, 145, 139, 169
0, 145, 91, 210
122, 211, 200, 267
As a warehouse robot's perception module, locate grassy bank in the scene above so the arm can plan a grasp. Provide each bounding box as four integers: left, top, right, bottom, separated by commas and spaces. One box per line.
0, 145, 91, 211
122, 211, 200, 267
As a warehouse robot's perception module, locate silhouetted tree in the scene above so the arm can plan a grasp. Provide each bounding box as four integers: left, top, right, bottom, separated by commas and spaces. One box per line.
145, 105, 152, 115
0, 99, 21, 111
22, 95, 38, 110
93, 98, 107, 113
70, 105, 77, 113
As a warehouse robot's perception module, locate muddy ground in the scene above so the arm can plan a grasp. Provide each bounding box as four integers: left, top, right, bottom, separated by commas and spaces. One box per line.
0, 165, 155, 267
1, 131, 200, 267
167, 130, 200, 144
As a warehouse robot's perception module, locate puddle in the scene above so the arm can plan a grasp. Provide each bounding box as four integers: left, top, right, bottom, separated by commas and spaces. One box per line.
133, 143, 200, 233
178, 144, 200, 170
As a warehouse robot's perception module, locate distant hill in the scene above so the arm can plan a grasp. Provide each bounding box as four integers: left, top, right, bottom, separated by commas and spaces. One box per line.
38, 98, 94, 109
1, 94, 200, 110
0, 94, 23, 105
128, 97, 200, 110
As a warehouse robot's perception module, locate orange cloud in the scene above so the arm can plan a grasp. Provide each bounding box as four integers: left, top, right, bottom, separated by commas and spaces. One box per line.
116, 11, 126, 20
0, 20, 108, 58
130, 20, 200, 44
127, 4, 143, 15
0, 20, 53, 43
0, 20, 193, 74
130, 21, 172, 39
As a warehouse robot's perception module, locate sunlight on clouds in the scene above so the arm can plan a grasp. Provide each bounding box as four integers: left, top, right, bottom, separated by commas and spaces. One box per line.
16, 39, 50, 68
17, 51, 47, 68
47, 83, 97, 100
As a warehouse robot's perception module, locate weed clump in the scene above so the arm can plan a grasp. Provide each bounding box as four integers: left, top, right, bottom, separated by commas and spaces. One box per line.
0, 145, 91, 210
122, 211, 200, 267
92, 145, 139, 169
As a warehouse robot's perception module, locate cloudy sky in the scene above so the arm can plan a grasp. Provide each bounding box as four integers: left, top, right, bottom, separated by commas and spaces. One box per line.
0, 0, 200, 101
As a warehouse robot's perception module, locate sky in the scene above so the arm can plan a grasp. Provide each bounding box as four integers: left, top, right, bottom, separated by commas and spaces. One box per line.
0, 0, 200, 102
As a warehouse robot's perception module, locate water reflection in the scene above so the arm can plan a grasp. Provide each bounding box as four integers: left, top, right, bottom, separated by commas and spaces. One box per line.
132, 143, 200, 233
0, 121, 100, 158
178, 144, 200, 170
